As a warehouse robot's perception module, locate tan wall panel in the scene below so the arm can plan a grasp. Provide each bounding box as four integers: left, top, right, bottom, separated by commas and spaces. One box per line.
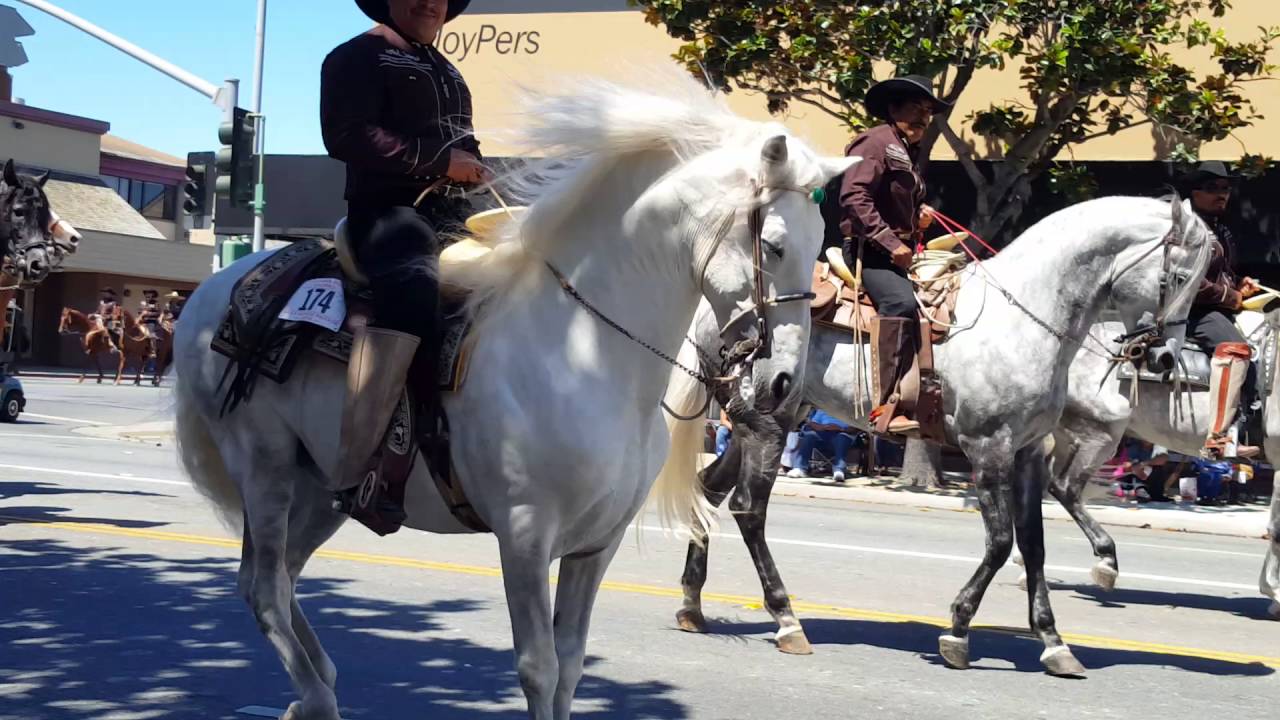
0, 121, 100, 175
450, 3, 1279, 161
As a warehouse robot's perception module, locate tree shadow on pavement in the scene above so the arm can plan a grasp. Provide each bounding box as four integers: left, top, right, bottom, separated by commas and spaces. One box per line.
692, 616, 1275, 678
0, 483, 173, 529
0, 536, 687, 720
0, 481, 170, 502
1055, 582, 1276, 621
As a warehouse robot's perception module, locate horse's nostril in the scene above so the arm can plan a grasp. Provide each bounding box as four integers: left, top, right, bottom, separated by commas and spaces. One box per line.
771, 372, 793, 401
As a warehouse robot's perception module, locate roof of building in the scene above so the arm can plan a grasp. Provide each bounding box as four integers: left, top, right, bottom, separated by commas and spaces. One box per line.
43, 178, 166, 240
100, 134, 184, 167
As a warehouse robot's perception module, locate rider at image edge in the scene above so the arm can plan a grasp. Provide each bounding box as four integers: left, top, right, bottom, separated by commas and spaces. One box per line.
837, 75, 951, 436
320, 0, 491, 523
1179, 161, 1265, 460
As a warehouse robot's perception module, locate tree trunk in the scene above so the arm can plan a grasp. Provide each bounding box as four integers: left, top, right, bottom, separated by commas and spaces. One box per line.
899, 438, 943, 488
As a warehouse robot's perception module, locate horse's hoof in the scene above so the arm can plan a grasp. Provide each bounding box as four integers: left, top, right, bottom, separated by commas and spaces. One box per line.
938, 634, 969, 669
1041, 645, 1086, 677
279, 702, 304, 720
1268, 599, 1280, 620
675, 607, 707, 633
775, 626, 813, 655
1017, 571, 1028, 591
1091, 561, 1119, 591
279, 699, 340, 720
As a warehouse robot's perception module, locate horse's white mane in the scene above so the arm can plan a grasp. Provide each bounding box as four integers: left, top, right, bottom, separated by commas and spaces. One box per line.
440, 71, 778, 318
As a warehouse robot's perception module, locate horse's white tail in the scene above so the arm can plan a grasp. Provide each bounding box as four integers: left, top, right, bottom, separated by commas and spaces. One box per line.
647, 338, 717, 538
174, 377, 243, 534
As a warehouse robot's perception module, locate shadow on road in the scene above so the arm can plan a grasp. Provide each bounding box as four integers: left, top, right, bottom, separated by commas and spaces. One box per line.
690, 616, 1275, 678
0, 482, 172, 529
1057, 581, 1276, 621
0, 536, 687, 720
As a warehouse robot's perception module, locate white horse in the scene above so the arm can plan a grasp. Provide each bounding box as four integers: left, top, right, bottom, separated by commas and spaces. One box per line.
172, 76, 854, 720
664, 196, 1215, 673
1043, 310, 1280, 618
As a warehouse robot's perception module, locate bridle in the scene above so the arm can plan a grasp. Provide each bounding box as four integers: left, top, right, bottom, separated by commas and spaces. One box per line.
0, 183, 63, 290
548, 179, 824, 416
1108, 224, 1195, 364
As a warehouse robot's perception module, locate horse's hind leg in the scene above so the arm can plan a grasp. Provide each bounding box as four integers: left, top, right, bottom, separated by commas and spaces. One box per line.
728, 420, 809, 654
940, 446, 1015, 670
234, 459, 340, 719
1014, 445, 1085, 676
677, 441, 740, 634
552, 535, 623, 720
284, 481, 346, 690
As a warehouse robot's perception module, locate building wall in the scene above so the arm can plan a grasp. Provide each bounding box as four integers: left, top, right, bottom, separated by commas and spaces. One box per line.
448, 0, 1280, 160
0, 119, 101, 175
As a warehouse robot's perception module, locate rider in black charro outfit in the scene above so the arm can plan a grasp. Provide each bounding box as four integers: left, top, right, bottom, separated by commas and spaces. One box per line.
321, 0, 489, 517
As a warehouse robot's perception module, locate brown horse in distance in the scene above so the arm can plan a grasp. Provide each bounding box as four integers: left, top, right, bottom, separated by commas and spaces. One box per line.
58, 307, 118, 384
112, 307, 163, 386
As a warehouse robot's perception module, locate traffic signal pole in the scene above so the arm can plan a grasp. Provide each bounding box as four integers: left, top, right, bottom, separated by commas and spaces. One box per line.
250, 0, 267, 253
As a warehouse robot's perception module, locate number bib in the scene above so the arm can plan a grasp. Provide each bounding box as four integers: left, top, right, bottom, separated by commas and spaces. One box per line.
278, 277, 346, 332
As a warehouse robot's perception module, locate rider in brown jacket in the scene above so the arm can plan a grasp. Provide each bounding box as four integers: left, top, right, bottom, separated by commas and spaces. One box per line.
838, 76, 950, 435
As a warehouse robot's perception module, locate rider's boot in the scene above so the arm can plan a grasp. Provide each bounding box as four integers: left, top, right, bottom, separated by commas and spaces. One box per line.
1203, 341, 1259, 460
870, 317, 920, 435
332, 326, 420, 525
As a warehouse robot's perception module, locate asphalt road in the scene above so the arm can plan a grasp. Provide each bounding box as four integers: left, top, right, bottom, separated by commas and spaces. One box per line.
1, 379, 1277, 720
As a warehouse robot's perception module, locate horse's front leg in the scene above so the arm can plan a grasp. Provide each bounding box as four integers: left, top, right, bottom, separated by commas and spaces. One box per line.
499, 532, 557, 719
551, 535, 623, 720
114, 344, 126, 385
1046, 429, 1120, 590
1015, 443, 1085, 676
132, 348, 144, 386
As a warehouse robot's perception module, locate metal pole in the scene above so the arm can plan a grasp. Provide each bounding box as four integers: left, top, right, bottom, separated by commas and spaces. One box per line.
14, 0, 227, 108
250, 0, 267, 252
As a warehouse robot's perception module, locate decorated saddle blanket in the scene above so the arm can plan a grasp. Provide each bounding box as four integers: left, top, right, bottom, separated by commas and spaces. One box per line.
210, 238, 487, 536
808, 252, 964, 346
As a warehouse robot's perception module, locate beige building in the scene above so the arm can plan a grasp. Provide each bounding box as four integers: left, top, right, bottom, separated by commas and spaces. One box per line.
0, 91, 213, 366
444, 0, 1279, 162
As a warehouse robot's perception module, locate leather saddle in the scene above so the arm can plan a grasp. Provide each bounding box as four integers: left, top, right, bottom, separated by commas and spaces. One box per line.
809, 247, 964, 346
210, 226, 487, 536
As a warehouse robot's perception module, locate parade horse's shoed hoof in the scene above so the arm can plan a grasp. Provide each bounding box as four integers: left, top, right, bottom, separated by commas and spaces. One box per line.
209, 236, 486, 536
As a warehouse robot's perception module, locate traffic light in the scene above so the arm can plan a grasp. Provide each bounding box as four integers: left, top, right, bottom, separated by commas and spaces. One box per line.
215, 106, 256, 208
182, 162, 208, 216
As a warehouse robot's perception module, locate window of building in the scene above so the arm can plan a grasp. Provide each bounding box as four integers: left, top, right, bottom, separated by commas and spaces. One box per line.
102, 174, 177, 221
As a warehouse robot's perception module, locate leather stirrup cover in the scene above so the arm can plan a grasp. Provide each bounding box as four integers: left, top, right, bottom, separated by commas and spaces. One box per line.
1209, 342, 1252, 434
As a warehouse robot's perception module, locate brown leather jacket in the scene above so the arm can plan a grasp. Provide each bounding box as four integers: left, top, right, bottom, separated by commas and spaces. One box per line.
838, 124, 925, 258
1194, 213, 1242, 313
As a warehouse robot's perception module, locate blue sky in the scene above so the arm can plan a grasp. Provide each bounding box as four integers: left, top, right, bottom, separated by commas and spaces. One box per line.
5, 1, 371, 159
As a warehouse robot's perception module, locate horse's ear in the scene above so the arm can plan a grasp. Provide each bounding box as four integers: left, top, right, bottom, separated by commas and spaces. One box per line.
761, 135, 788, 166
2, 159, 17, 187
33, 170, 49, 188
1169, 192, 1187, 242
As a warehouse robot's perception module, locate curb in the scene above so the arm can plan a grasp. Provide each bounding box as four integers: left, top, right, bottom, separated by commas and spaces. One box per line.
75, 423, 174, 446
771, 477, 1271, 540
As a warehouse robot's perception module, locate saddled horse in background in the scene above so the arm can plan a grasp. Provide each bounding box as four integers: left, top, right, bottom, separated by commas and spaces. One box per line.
111, 307, 166, 386
58, 307, 117, 384
172, 75, 854, 720
1, 158, 80, 350
665, 196, 1214, 674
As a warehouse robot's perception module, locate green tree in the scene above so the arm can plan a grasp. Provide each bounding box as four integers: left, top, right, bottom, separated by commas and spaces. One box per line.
631, 0, 1277, 240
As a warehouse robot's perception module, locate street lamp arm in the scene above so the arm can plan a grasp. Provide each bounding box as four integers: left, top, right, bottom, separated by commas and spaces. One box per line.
14, 0, 227, 108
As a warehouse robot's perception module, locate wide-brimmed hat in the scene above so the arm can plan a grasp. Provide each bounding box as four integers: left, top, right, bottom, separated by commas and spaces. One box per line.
865, 75, 951, 121
1179, 161, 1240, 190
356, 0, 471, 26
165, 291, 184, 301
142, 289, 158, 297
99, 287, 116, 295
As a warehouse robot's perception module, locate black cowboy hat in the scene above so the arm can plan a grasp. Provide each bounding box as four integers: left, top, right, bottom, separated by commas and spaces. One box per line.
1179, 160, 1241, 190
142, 289, 158, 296
355, 0, 471, 25
865, 75, 951, 121
99, 287, 116, 295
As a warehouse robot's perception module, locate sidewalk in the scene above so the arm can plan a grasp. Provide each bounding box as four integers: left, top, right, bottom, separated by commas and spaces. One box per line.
771, 472, 1272, 540
76, 420, 175, 445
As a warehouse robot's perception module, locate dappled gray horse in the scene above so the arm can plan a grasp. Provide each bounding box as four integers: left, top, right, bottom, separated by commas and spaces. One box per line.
667, 196, 1214, 674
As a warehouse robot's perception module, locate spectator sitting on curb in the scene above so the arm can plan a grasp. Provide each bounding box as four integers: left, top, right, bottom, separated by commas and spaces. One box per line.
786, 409, 861, 483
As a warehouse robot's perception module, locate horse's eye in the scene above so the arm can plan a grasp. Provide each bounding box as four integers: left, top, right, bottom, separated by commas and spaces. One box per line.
763, 239, 784, 260
12, 207, 25, 219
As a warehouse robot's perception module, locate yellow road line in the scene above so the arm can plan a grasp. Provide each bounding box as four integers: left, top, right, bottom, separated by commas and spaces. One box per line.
8, 517, 1279, 669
